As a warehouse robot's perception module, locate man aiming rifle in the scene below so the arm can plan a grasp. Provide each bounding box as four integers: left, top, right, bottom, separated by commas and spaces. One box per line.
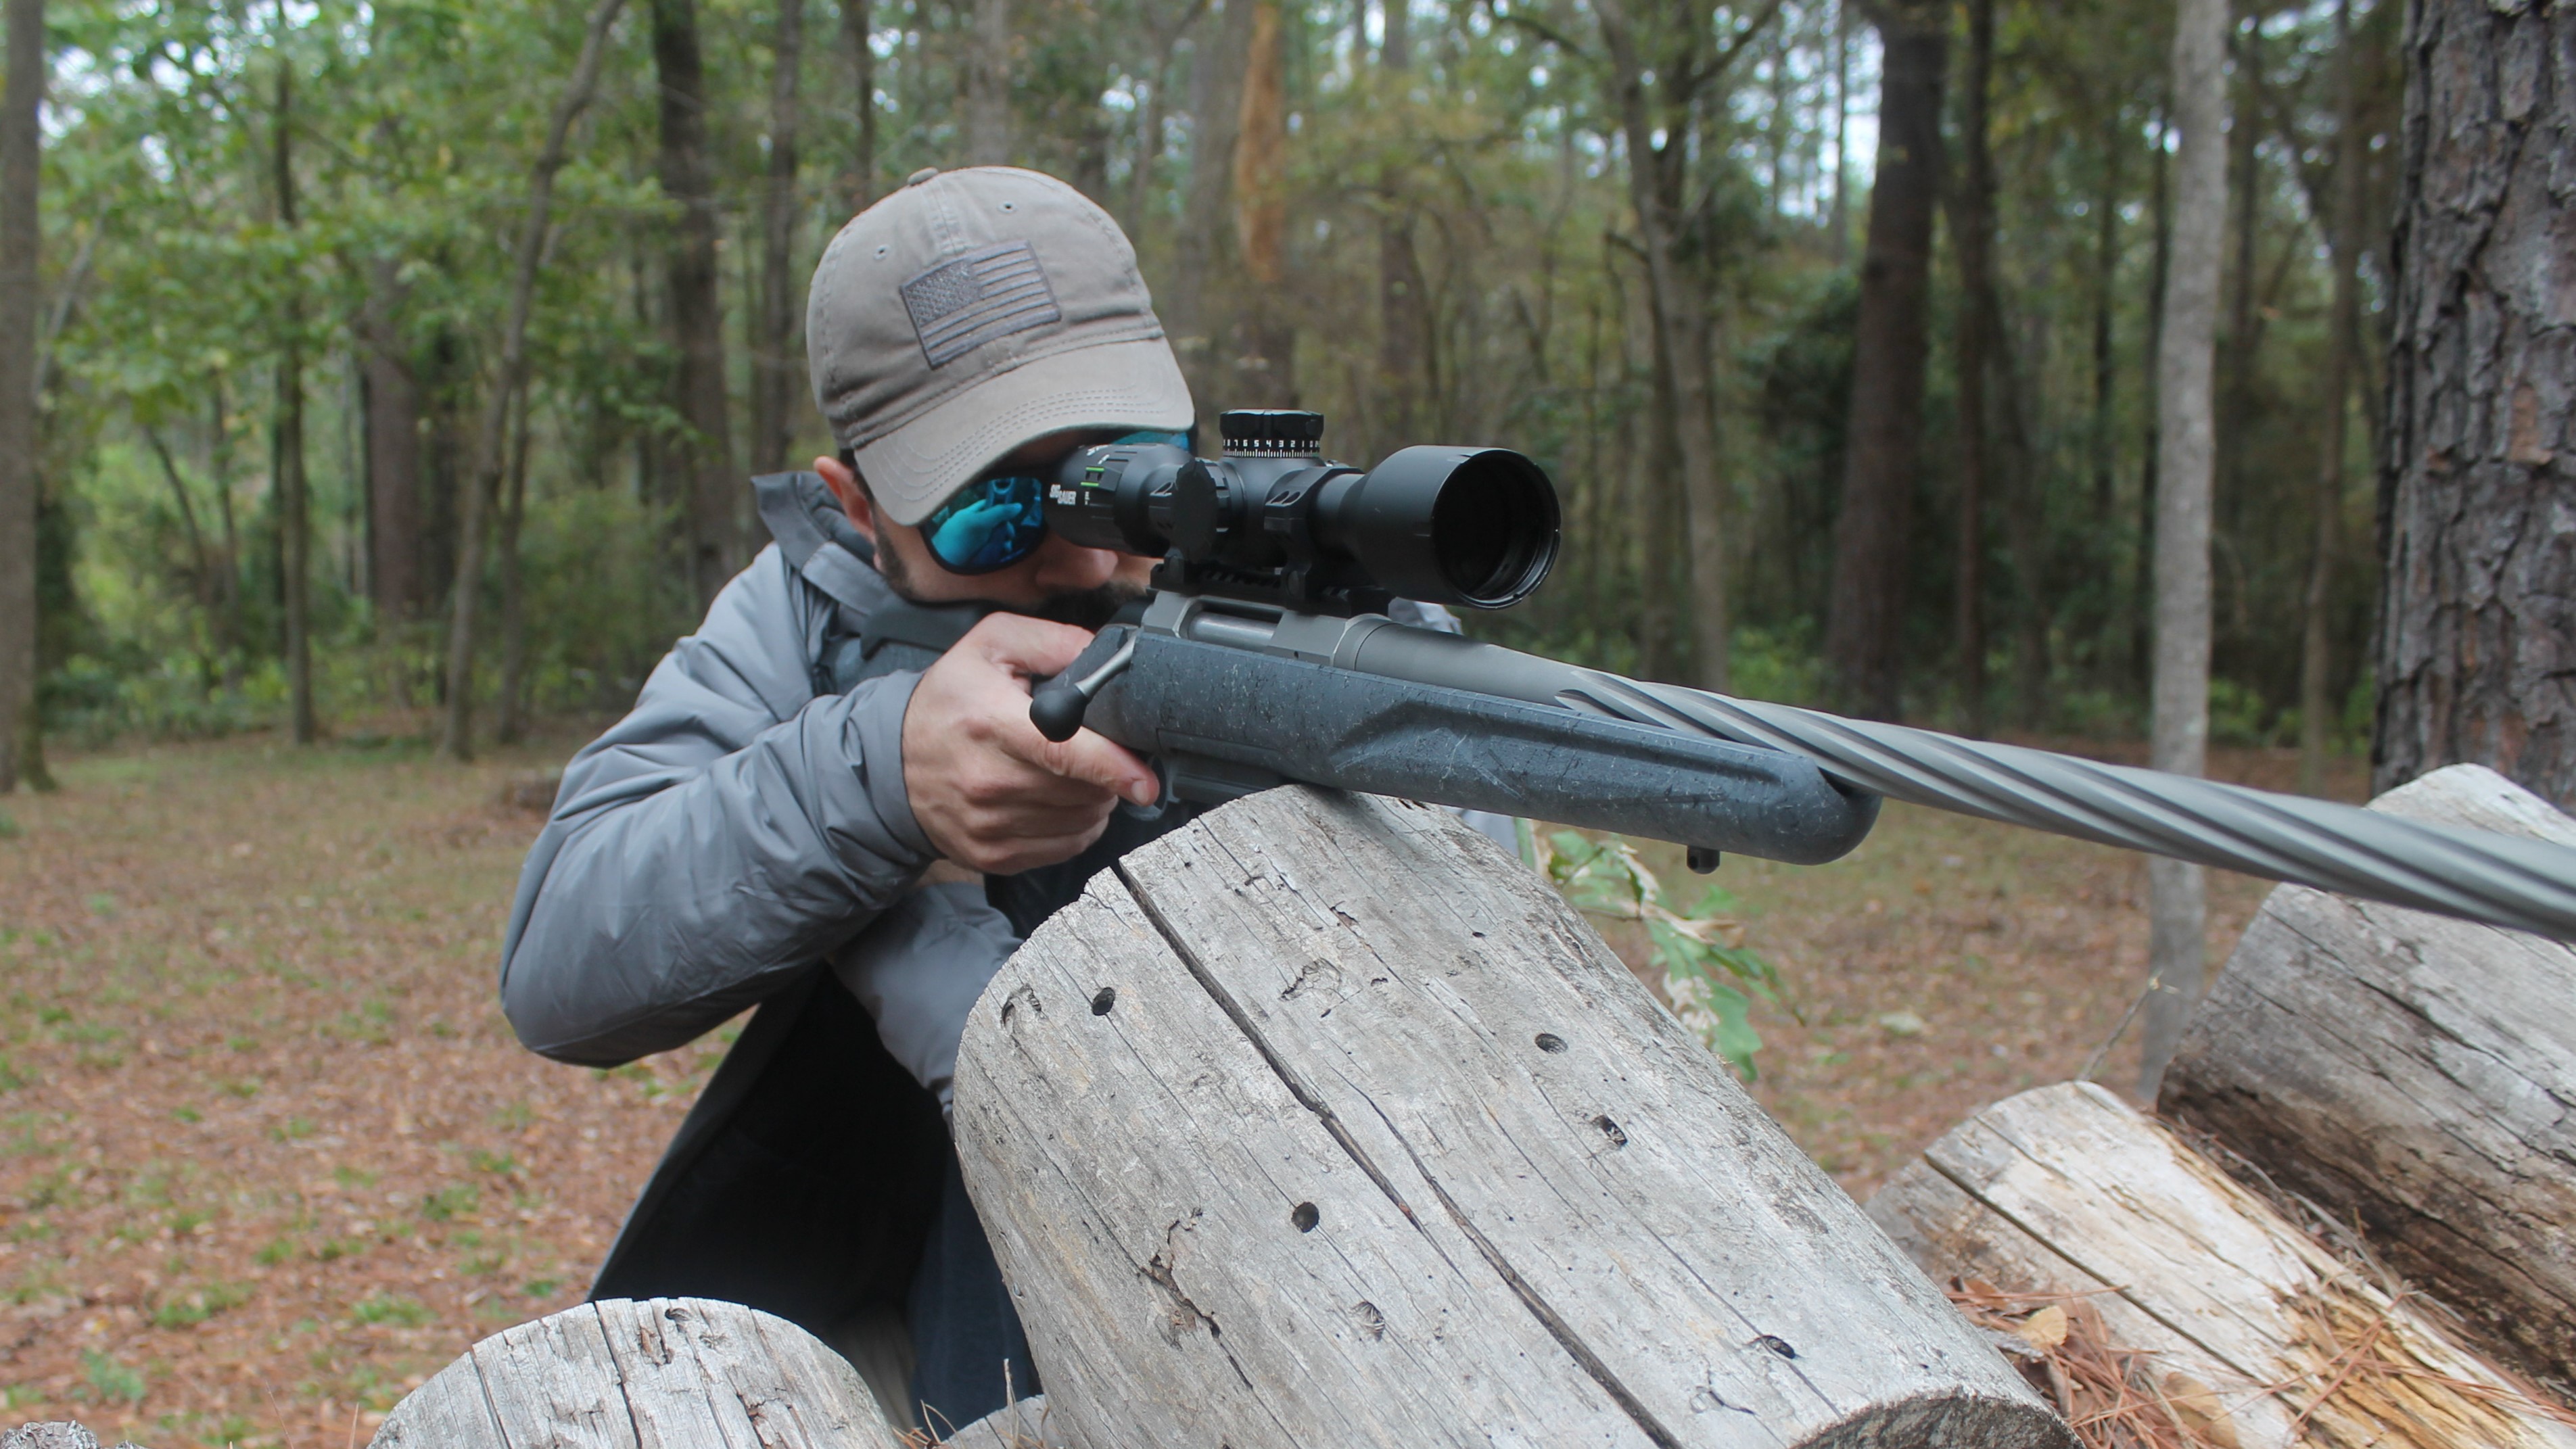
496, 164, 1506, 1433
498, 159, 2576, 1443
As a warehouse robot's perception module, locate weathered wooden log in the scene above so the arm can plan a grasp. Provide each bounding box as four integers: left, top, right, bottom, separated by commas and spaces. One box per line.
0, 1426, 141, 1449
1869, 1080, 2576, 1449
2157, 763, 2576, 1392
952, 785, 2071, 1449
371, 1297, 906, 1448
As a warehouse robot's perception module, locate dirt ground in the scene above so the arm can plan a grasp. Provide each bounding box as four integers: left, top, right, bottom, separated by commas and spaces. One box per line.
0, 723, 2368, 1445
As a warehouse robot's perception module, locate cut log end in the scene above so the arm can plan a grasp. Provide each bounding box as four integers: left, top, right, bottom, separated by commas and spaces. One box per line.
956, 784, 2072, 1449
2159, 762, 2576, 1392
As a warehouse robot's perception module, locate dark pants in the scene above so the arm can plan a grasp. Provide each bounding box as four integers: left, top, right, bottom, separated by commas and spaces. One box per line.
590, 977, 1035, 1429
907, 1147, 1040, 1429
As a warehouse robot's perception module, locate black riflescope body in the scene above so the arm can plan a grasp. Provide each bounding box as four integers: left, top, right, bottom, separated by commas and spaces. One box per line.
1044, 409, 1563, 613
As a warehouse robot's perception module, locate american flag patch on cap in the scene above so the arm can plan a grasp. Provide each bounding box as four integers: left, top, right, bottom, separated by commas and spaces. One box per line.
898, 241, 1062, 368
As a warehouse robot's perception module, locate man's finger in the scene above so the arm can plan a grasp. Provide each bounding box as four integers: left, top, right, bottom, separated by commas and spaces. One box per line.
964, 613, 1099, 682
1027, 727, 1160, 807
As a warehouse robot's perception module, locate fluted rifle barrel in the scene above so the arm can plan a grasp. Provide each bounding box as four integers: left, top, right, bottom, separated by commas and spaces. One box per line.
1342, 625, 2576, 942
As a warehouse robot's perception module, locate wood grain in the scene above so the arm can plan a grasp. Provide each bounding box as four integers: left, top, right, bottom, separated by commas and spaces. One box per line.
2159, 763, 2576, 1389
1869, 1080, 2576, 1449
955, 784, 2069, 1448
370, 1298, 904, 1448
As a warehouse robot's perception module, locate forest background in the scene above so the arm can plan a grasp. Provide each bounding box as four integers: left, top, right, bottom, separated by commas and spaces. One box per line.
0, 0, 2405, 767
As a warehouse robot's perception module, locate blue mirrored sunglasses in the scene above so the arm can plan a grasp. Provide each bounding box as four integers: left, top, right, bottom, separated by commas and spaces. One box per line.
920, 430, 1190, 575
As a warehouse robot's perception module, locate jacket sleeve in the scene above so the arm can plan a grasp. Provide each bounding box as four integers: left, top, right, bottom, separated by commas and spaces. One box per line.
497, 545, 936, 1066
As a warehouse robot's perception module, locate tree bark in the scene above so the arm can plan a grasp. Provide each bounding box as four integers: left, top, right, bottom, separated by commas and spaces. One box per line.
1173, 0, 1256, 434
359, 268, 425, 622
0, 0, 41, 792
1823, 0, 1944, 721
651, 0, 741, 613
208, 385, 245, 692
2296, 0, 2363, 797
1828, 0, 1849, 265
2136, 0, 2229, 1097
1949, 0, 1995, 737
1229, 0, 1295, 405
2371, 0, 2575, 809
273, 62, 317, 746
2132, 107, 2170, 696
1374, 0, 1425, 450
752, 0, 804, 478
966, 0, 1010, 165
839, 0, 877, 209
442, 0, 626, 761
494, 391, 534, 746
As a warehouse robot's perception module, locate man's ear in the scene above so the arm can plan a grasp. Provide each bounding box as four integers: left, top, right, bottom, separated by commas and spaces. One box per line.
815, 454, 878, 546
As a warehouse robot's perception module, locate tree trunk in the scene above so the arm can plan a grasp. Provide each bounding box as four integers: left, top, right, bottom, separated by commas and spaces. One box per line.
0, 0, 41, 792
1173, 0, 1256, 434
751, 0, 804, 479
2371, 0, 2575, 809
959, 787, 2072, 1449
274, 64, 317, 746
442, 0, 626, 761
651, 0, 741, 613
1823, 1, 1944, 721
2161, 764, 2576, 1394
2297, 0, 2363, 797
1949, 0, 1995, 736
494, 391, 534, 746
1374, 0, 1424, 451
1229, 0, 1294, 405
2132, 108, 2169, 696
966, 0, 1010, 165
1828, 0, 1848, 265
2136, 0, 2229, 1097
2086, 114, 2121, 688
1592, 0, 1766, 695
839, 0, 877, 209
145, 428, 222, 682
1123, 2, 1204, 239
209, 385, 245, 692
360, 268, 425, 622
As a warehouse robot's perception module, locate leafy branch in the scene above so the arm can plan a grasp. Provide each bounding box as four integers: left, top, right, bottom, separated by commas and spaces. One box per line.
1534, 830, 1785, 1080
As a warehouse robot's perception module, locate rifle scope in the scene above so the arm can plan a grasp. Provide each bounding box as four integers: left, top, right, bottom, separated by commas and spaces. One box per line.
1045, 410, 1562, 612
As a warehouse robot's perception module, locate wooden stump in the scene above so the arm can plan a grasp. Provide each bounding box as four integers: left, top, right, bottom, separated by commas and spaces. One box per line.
371, 1297, 906, 1447
0, 1427, 141, 1449
1869, 1080, 2576, 1449
2157, 763, 2576, 1391
952, 785, 2069, 1449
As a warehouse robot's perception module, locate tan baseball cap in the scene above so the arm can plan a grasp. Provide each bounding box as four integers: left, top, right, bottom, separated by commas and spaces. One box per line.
806, 166, 1196, 527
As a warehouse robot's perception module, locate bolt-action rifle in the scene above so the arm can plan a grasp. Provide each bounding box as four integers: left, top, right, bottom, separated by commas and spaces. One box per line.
1028, 410, 2576, 941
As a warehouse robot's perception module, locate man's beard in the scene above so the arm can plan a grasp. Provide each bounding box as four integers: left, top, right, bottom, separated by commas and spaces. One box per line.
875, 544, 1144, 632
1023, 581, 1149, 631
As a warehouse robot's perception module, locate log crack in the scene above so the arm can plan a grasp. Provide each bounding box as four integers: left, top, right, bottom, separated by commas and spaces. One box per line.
1116, 858, 1691, 1449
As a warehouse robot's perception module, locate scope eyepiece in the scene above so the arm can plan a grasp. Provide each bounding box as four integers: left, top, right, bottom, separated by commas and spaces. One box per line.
1046, 412, 1561, 614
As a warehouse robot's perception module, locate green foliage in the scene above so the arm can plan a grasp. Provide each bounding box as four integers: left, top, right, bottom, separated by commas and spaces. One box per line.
419, 1183, 482, 1222
16, 0, 2397, 754
1537, 830, 1781, 1079
80, 1350, 146, 1404
348, 1293, 433, 1327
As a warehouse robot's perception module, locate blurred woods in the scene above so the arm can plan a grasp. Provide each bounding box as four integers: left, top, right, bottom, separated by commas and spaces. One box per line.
0, 0, 2412, 761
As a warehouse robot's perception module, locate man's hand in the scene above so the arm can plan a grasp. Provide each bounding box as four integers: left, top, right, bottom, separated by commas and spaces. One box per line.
901, 615, 1161, 875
